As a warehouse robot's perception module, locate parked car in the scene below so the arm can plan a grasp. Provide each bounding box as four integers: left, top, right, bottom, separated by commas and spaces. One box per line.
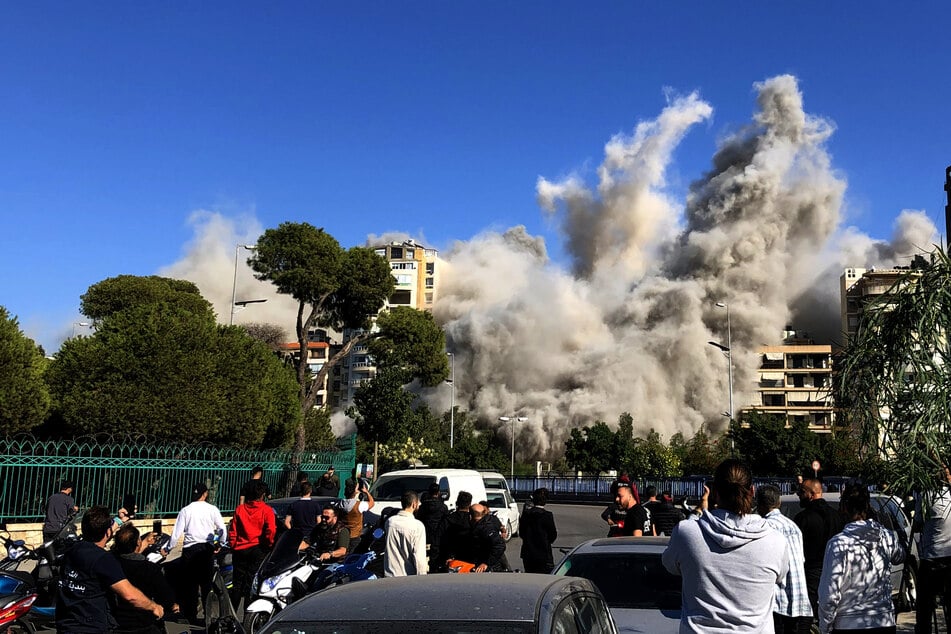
485, 488, 520, 541
777, 491, 917, 612
258, 573, 618, 634
553, 536, 680, 633
368, 468, 488, 513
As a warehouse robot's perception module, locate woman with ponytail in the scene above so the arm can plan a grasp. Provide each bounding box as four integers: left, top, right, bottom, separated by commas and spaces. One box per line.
662, 458, 790, 633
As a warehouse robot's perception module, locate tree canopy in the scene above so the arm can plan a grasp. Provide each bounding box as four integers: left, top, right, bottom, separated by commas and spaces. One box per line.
81, 275, 211, 321
249, 222, 448, 451
47, 276, 300, 447
0, 306, 50, 434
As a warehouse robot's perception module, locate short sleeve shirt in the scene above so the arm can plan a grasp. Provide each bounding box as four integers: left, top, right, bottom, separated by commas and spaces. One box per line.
618, 504, 651, 536
56, 541, 126, 633
44, 492, 75, 534
288, 498, 322, 534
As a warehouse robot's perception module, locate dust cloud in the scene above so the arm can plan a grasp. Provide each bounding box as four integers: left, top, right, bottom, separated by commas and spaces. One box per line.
159, 75, 936, 460
432, 75, 937, 458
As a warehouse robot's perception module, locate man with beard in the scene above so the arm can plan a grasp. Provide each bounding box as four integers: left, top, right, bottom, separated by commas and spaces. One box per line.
614, 479, 652, 536
794, 478, 844, 622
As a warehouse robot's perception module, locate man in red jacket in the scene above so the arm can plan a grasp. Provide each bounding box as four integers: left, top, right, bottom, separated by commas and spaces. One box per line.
228, 480, 275, 609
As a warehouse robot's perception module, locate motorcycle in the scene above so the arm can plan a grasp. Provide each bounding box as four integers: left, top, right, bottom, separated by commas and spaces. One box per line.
243, 528, 382, 634
0, 512, 83, 632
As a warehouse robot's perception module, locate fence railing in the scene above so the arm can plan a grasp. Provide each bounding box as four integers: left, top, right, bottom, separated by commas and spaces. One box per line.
0, 434, 356, 522
510, 475, 800, 501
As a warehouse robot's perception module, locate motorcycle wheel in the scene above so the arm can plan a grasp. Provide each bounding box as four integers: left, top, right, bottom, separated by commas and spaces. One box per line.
243, 610, 271, 634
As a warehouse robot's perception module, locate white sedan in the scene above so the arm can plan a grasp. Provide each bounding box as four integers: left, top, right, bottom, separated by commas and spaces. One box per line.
485, 488, 520, 541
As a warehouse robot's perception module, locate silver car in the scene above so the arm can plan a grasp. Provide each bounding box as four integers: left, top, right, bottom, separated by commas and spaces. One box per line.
259, 573, 618, 634
777, 491, 917, 612
553, 537, 680, 634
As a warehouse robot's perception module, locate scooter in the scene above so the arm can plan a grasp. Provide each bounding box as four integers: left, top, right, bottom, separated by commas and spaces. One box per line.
0, 512, 83, 632
243, 528, 382, 634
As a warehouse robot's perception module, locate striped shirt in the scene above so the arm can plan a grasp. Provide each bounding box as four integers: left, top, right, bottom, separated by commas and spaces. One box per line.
764, 508, 813, 618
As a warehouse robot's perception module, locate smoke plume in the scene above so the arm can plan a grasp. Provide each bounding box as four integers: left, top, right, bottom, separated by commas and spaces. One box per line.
433, 75, 937, 458
159, 75, 937, 460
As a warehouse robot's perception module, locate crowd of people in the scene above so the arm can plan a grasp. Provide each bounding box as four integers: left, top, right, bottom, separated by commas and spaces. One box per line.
41, 459, 951, 634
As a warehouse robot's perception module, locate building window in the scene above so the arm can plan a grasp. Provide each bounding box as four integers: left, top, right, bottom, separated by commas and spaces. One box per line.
426, 262, 435, 275
390, 247, 403, 259
390, 290, 412, 304
425, 277, 434, 288
375, 248, 386, 257
425, 292, 434, 303
406, 248, 415, 259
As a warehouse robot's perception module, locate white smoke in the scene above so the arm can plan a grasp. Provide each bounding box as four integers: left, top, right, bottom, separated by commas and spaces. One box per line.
155, 75, 937, 460
158, 210, 300, 330
434, 75, 937, 459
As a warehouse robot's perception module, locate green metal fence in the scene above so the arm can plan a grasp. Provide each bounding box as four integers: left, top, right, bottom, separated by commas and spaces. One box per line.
0, 434, 356, 522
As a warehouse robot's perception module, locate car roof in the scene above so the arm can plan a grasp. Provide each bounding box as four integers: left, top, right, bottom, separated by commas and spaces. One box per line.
376, 468, 482, 478
269, 573, 599, 623
566, 536, 671, 556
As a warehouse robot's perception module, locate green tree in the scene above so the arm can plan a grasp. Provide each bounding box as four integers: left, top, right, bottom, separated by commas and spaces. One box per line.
626, 429, 682, 478
671, 425, 729, 475
0, 306, 50, 434
47, 277, 300, 447
81, 275, 210, 322
838, 249, 951, 496
613, 413, 636, 470
249, 223, 449, 452
562, 421, 614, 474
732, 411, 820, 477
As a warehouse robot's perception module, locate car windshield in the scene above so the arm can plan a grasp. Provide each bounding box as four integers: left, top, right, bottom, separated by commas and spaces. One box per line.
370, 476, 436, 501
555, 552, 682, 610
486, 493, 507, 509
265, 622, 532, 634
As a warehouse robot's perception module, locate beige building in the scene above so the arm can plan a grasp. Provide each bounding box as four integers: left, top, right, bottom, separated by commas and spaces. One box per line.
278, 340, 331, 407
840, 259, 927, 341
336, 239, 440, 407
742, 330, 835, 432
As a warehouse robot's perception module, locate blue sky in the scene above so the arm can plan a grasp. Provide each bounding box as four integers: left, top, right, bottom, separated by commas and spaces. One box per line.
3, 2, 949, 353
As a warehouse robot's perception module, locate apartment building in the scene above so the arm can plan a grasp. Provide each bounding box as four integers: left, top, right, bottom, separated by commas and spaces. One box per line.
742, 330, 835, 432
840, 257, 928, 341
335, 239, 440, 407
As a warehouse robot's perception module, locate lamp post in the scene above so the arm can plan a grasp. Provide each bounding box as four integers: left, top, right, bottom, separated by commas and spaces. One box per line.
499, 416, 528, 480
708, 301, 735, 456
446, 352, 455, 449
230, 244, 258, 325
71, 322, 90, 337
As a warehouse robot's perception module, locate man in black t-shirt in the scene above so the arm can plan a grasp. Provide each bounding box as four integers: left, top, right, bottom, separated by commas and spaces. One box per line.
56, 506, 163, 633
284, 482, 321, 534
614, 479, 651, 536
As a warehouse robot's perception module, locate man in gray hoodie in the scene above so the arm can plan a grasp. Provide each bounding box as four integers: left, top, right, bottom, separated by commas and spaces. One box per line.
663, 459, 789, 633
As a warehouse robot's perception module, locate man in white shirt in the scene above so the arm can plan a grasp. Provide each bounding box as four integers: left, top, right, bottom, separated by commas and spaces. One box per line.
384, 490, 427, 577
163, 482, 228, 626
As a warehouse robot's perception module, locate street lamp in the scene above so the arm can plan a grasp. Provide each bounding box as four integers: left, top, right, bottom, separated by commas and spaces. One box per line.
499, 416, 528, 480
230, 244, 261, 325
72, 322, 91, 337
709, 301, 735, 456
446, 352, 455, 449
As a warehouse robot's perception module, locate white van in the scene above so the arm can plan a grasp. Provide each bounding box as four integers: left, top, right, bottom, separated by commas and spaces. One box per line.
369, 468, 488, 513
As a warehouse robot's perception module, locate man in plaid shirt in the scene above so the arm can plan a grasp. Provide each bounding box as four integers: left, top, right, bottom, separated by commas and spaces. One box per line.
756, 484, 813, 634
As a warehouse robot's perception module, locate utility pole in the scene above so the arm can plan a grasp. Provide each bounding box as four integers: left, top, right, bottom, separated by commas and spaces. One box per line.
944, 166, 951, 249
